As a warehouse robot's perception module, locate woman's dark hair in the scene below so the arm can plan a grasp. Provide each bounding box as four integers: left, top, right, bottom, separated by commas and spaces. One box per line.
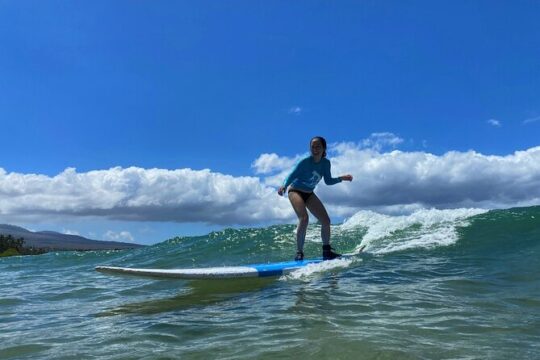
310, 136, 327, 157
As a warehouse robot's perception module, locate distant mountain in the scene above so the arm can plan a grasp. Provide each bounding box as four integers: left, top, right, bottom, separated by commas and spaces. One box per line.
0, 224, 31, 233
0, 224, 145, 251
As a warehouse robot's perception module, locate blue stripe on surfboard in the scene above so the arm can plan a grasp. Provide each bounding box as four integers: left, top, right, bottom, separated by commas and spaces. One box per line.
251, 259, 323, 277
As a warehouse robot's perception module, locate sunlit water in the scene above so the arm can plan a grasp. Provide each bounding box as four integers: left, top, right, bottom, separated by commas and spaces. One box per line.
1, 207, 539, 359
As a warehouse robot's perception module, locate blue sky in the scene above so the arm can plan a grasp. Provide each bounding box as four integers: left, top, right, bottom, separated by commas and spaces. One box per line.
1, 1, 539, 244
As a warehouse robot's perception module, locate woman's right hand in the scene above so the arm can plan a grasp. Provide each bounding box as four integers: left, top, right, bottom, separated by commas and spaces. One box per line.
277, 186, 286, 196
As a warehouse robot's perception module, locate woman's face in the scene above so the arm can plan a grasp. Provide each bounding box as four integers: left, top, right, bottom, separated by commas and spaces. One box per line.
310, 139, 324, 157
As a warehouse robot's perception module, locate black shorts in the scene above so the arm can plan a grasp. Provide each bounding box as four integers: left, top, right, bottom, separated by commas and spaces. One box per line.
288, 188, 314, 203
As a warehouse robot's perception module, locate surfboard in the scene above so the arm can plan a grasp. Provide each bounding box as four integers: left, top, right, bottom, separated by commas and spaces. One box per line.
96, 259, 321, 279
96, 245, 366, 280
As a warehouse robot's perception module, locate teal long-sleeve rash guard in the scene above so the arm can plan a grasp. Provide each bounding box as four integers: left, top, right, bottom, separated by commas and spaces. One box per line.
282, 156, 342, 192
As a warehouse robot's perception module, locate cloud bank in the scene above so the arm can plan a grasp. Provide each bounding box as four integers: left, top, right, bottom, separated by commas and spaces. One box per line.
0, 167, 291, 225
1, 135, 540, 225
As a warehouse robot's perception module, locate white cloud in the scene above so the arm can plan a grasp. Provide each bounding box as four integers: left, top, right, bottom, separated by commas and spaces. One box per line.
62, 229, 80, 236
288, 106, 302, 115
1, 141, 540, 226
104, 230, 134, 242
523, 116, 540, 125
316, 144, 540, 214
360, 132, 404, 151
487, 119, 502, 127
0, 166, 292, 225
251, 153, 302, 175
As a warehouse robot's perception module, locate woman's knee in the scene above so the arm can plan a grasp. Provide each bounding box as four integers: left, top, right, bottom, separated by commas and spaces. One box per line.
319, 216, 331, 227
298, 213, 309, 226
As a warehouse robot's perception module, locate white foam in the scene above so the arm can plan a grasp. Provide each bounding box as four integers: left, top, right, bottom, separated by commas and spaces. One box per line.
340, 208, 488, 254
283, 257, 355, 280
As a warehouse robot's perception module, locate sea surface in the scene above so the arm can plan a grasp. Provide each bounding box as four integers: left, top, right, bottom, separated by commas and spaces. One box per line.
1, 206, 539, 359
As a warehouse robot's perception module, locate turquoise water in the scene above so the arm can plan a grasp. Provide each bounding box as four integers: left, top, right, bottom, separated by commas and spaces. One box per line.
1, 206, 539, 359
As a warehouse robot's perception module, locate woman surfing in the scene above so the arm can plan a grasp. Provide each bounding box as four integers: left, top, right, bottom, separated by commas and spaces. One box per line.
278, 136, 353, 261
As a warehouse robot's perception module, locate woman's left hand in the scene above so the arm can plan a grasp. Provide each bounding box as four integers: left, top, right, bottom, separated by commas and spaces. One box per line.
340, 174, 353, 182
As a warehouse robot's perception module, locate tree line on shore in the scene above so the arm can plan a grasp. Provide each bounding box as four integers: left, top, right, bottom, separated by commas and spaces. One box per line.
0, 234, 47, 256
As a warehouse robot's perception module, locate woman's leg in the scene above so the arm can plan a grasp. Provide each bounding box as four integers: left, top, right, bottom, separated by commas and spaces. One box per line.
288, 191, 309, 253
305, 193, 331, 245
